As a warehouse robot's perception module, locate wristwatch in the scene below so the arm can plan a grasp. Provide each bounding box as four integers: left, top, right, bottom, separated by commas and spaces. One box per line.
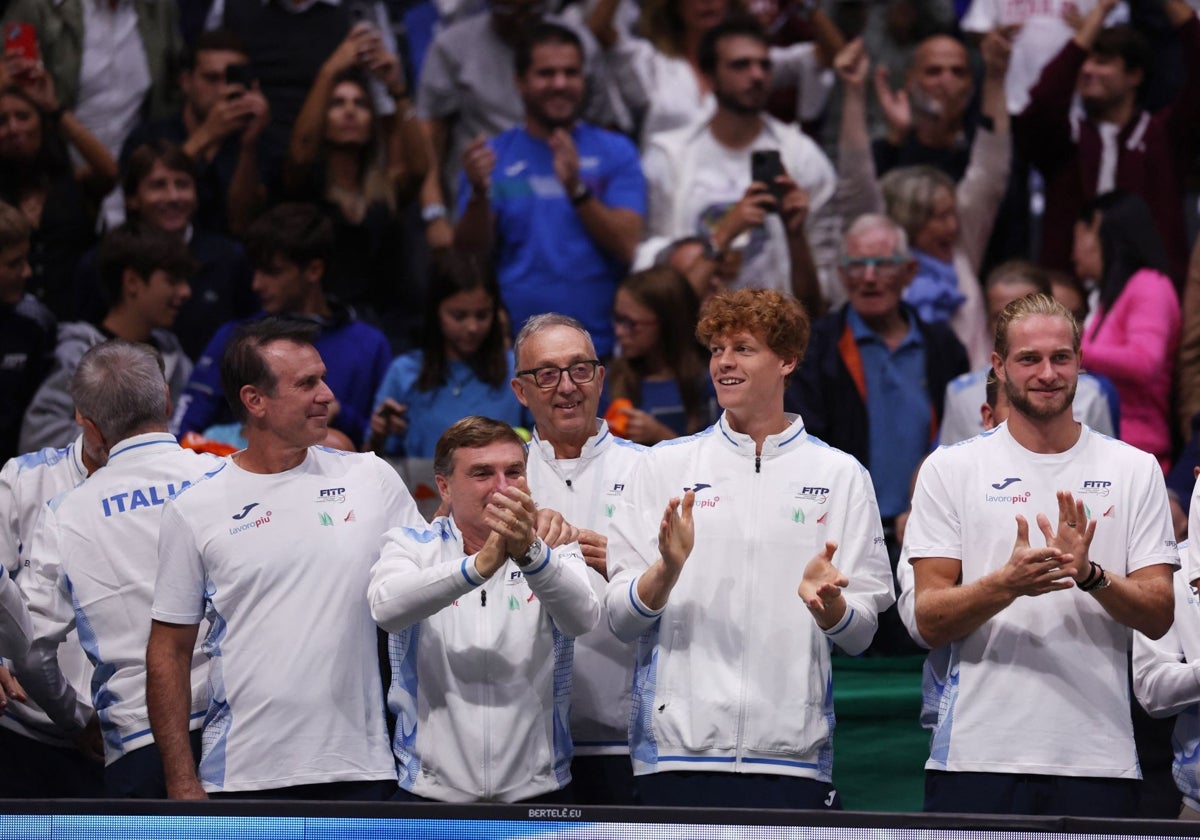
570, 182, 592, 206
510, 538, 542, 569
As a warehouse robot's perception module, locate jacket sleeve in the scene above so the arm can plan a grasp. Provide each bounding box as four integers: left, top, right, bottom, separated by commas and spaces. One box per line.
12, 503, 90, 733
605, 456, 664, 642
823, 460, 895, 655
1133, 576, 1200, 717
1012, 37, 1086, 172
368, 526, 485, 633
1082, 270, 1181, 386
523, 540, 600, 638
0, 566, 31, 658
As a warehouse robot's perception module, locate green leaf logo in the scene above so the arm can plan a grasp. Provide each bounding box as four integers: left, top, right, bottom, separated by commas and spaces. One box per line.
791, 508, 805, 524
605, 504, 615, 518
319, 512, 333, 527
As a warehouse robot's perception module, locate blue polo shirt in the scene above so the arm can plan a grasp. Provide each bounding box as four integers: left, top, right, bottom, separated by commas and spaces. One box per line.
457, 123, 646, 357
847, 307, 930, 519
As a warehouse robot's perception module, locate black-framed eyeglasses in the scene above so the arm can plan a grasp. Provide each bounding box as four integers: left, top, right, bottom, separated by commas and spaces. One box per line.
516, 360, 601, 390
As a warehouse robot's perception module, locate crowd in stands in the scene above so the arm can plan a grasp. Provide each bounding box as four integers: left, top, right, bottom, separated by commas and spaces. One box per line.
0, 0, 1199, 819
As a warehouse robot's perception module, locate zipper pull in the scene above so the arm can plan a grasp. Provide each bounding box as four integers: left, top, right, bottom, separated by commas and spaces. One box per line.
481, 590, 487, 607
755, 454, 761, 474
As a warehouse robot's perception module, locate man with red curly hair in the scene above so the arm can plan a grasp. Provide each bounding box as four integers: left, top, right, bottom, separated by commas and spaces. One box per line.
606, 288, 894, 808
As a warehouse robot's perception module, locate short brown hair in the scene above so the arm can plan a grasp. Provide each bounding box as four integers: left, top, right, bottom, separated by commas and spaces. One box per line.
122, 140, 197, 200
695, 288, 809, 365
993, 293, 1080, 360
433, 416, 526, 478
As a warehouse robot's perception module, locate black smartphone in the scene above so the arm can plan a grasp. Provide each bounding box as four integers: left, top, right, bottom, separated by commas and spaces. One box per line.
225, 63, 255, 90
348, 0, 375, 26
750, 149, 786, 210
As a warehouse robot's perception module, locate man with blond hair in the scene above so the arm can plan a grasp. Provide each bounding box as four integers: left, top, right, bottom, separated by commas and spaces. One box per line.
907, 293, 1177, 816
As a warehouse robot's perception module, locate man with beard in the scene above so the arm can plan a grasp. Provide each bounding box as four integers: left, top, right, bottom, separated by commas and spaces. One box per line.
641, 16, 837, 309
1014, 0, 1199, 282
906, 293, 1177, 817
453, 22, 644, 357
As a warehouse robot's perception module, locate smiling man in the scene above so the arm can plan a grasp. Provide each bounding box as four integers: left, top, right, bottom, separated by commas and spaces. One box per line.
906, 293, 1177, 817
641, 15, 836, 310
453, 22, 644, 357
368, 415, 599, 802
147, 317, 422, 800
786, 213, 967, 651
510, 313, 647, 804
20, 224, 196, 453
606, 288, 894, 808
75, 141, 256, 360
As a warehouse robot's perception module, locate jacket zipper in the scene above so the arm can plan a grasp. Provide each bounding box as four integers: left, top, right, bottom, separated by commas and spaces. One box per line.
481, 581, 491, 798
736, 448, 763, 768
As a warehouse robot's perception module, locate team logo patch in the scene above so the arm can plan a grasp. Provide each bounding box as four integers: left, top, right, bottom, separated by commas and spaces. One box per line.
319, 512, 334, 527
985, 489, 1031, 504
231, 502, 259, 520
1079, 480, 1112, 497
229, 509, 272, 535
318, 487, 346, 503
794, 486, 830, 503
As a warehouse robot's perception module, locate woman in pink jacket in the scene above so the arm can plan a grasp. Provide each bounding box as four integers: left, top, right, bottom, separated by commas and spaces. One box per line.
1075, 191, 1180, 470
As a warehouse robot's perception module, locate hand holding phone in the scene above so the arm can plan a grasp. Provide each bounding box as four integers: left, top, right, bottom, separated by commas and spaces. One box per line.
3, 23, 40, 84
750, 150, 787, 211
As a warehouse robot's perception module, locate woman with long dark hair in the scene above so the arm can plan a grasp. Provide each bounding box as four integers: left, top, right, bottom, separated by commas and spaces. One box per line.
1074, 190, 1180, 469
0, 69, 117, 320
285, 27, 427, 323
366, 250, 522, 456
603, 265, 714, 443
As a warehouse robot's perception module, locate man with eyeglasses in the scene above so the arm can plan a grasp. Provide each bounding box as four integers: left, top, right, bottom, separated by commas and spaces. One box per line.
641, 15, 838, 313
786, 213, 968, 652
510, 312, 647, 804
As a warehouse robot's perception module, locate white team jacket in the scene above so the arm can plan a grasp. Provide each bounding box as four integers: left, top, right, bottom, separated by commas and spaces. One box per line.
524, 420, 645, 755
369, 518, 601, 802
1133, 555, 1200, 811
0, 438, 91, 746
606, 413, 894, 780
18, 433, 217, 763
